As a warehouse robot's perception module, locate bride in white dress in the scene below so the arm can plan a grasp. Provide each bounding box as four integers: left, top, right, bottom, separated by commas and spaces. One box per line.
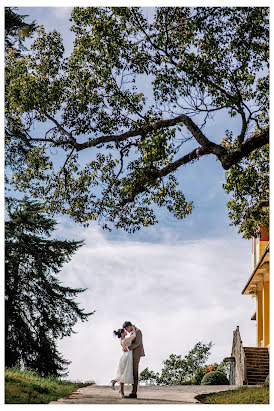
110, 325, 136, 398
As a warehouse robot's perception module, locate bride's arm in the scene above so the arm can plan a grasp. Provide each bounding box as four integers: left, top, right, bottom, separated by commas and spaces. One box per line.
121, 339, 128, 350
123, 326, 136, 346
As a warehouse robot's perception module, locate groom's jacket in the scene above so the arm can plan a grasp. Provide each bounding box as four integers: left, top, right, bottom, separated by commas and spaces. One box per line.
128, 327, 145, 358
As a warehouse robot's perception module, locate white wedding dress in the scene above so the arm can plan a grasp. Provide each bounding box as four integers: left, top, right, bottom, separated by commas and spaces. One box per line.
115, 328, 136, 384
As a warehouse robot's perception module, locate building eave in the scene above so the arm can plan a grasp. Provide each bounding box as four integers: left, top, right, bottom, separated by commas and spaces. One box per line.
242, 242, 270, 295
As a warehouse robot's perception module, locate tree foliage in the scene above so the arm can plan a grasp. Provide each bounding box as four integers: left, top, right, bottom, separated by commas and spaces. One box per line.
5, 7, 269, 233
5, 7, 37, 55
224, 144, 269, 238
140, 341, 212, 385
5, 196, 94, 377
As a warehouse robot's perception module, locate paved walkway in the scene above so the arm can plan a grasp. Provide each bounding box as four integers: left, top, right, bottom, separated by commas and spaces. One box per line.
49, 384, 238, 404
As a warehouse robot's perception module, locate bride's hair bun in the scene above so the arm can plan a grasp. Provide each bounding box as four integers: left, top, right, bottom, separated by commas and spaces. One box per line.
113, 328, 124, 338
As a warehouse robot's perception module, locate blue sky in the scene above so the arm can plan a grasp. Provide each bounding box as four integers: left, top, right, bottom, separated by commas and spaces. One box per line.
10, 6, 256, 384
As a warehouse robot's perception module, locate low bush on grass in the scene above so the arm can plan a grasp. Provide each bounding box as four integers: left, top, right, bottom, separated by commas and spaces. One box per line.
193, 362, 229, 385
5, 367, 94, 404
201, 370, 229, 385
264, 374, 269, 387
193, 367, 207, 385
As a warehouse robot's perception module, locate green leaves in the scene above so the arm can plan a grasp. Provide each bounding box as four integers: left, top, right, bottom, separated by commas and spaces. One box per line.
223, 144, 269, 238
140, 341, 213, 385
5, 28, 66, 117
5, 7, 269, 233
5, 7, 37, 55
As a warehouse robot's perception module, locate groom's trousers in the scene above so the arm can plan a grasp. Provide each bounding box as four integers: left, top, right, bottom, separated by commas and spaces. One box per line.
132, 356, 140, 395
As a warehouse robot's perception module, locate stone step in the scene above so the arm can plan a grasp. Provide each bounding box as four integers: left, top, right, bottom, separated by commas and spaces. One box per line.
247, 377, 269, 380
247, 369, 269, 373
247, 370, 269, 373
247, 368, 269, 371
245, 357, 269, 362
247, 378, 265, 383
245, 351, 269, 357
247, 369, 269, 374
246, 360, 269, 364
245, 352, 269, 356
247, 379, 268, 383
245, 354, 269, 358
247, 373, 269, 378
247, 366, 269, 370
247, 378, 265, 384
245, 352, 269, 355
247, 369, 269, 372
245, 354, 269, 357
246, 361, 269, 365
245, 351, 269, 356
246, 359, 269, 361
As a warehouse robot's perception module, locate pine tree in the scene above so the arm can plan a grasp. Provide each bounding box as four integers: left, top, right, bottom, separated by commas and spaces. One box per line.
5, 196, 94, 377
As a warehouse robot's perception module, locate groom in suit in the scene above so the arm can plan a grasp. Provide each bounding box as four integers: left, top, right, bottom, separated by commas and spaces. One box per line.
122, 321, 145, 399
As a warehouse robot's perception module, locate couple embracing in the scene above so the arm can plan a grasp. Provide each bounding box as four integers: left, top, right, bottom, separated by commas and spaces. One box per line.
110, 321, 145, 399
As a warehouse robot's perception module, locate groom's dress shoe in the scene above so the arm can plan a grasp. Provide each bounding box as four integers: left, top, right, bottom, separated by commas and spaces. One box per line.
126, 393, 137, 399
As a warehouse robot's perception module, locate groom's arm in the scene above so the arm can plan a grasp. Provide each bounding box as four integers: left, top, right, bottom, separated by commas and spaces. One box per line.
128, 330, 142, 351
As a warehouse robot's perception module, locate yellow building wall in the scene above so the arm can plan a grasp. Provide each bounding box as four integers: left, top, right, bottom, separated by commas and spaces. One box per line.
263, 281, 269, 347
256, 288, 263, 347
252, 240, 268, 271
259, 241, 268, 259
256, 277, 270, 347
251, 227, 269, 348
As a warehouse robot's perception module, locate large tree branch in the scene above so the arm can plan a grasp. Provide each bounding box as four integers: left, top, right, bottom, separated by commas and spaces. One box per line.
220, 127, 269, 170
121, 127, 269, 205
44, 112, 78, 147
237, 106, 248, 146
23, 111, 223, 155
75, 114, 218, 151
120, 145, 213, 205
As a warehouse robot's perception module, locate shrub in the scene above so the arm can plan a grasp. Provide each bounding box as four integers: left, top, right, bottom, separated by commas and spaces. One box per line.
193, 368, 208, 385
264, 375, 269, 387
201, 371, 229, 385
181, 380, 194, 385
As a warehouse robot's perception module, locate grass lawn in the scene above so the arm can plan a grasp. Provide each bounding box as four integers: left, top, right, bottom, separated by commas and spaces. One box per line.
5, 367, 94, 404
200, 386, 269, 404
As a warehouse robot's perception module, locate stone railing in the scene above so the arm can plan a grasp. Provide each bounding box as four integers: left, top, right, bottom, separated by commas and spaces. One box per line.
224, 326, 247, 385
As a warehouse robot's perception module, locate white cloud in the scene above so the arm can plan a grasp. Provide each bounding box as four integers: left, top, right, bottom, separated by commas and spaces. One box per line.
50, 7, 73, 20
56, 226, 256, 384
